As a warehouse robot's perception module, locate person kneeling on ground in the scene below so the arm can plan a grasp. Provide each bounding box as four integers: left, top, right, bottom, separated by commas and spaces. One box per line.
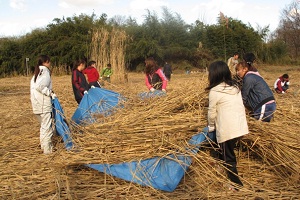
274, 73, 290, 94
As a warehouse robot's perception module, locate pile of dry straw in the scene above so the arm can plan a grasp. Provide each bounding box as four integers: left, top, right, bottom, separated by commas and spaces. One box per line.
1, 73, 299, 199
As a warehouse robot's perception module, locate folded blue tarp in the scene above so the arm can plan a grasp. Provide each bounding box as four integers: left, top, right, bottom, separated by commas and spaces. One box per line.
52, 98, 73, 150
71, 87, 124, 125
87, 131, 216, 192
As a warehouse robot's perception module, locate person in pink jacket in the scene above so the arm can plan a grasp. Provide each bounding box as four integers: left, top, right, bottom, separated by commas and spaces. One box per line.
205, 61, 249, 191
144, 57, 168, 93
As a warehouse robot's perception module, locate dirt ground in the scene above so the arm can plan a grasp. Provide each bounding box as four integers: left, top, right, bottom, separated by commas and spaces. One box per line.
0, 65, 300, 199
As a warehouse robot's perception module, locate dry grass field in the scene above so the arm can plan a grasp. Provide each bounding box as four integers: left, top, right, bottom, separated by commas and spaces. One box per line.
0, 65, 300, 199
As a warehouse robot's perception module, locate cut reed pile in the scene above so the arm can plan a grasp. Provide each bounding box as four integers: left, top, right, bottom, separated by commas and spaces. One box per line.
1, 72, 300, 199
242, 93, 300, 184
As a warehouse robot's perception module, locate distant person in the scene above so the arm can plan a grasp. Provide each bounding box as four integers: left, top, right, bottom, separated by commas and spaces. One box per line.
236, 53, 276, 122
83, 60, 101, 88
274, 74, 290, 94
185, 66, 191, 74
30, 55, 57, 154
227, 52, 239, 74
163, 62, 172, 81
72, 59, 89, 104
204, 60, 248, 191
144, 57, 168, 92
101, 63, 113, 83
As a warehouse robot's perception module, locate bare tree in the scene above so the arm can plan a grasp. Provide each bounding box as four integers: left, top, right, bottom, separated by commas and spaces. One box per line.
276, 0, 300, 58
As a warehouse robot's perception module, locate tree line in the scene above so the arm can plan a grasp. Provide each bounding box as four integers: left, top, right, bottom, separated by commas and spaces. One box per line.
0, 1, 299, 77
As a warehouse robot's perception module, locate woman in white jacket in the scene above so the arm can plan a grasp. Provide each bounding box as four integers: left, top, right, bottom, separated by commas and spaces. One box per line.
205, 61, 248, 190
30, 55, 56, 154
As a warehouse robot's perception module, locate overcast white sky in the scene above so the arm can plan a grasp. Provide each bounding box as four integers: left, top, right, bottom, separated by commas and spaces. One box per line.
0, 0, 293, 37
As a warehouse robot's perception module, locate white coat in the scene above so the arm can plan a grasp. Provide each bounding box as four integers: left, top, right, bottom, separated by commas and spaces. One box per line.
30, 66, 53, 114
208, 82, 248, 143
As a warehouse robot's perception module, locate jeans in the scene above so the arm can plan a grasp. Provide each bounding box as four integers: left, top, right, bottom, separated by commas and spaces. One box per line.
253, 102, 276, 122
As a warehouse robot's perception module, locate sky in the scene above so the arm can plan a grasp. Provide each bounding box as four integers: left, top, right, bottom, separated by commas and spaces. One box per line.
0, 0, 292, 37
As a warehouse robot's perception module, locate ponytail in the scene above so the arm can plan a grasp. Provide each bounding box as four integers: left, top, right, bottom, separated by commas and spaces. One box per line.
243, 53, 258, 72
33, 55, 50, 82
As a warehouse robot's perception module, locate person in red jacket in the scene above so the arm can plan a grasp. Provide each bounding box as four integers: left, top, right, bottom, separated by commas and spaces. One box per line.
72, 59, 90, 104
274, 74, 290, 94
83, 60, 101, 88
144, 57, 168, 93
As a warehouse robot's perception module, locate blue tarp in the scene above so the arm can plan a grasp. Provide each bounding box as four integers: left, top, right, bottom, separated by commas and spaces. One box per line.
87, 131, 216, 192
71, 87, 124, 125
52, 98, 73, 150
138, 90, 166, 99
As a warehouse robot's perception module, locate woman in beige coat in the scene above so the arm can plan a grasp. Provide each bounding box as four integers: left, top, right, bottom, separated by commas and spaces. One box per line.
205, 61, 248, 190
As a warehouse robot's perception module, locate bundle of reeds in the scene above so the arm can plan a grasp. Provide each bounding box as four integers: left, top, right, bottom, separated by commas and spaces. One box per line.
90, 27, 110, 73
90, 27, 128, 84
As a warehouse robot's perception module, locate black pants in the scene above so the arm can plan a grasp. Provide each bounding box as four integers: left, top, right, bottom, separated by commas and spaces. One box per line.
165, 74, 171, 81
219, 138, 243, 186
89, 81, 101, 88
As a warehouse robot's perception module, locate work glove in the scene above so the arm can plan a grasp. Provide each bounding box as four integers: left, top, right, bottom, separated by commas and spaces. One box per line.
91, 85, 95, 88
51, 92, 57, 99
84, 90, 88, 95
162, 89, 166, 93
150, 88, 155, 92
202, 126, 215, 133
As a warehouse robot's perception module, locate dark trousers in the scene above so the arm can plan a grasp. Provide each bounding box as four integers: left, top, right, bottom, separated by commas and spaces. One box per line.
165, 74, 171, 81
219, 138, 243, 186
89, 81, 101, 88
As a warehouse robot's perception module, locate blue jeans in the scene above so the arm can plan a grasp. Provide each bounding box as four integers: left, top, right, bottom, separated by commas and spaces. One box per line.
252, 102, 276, 122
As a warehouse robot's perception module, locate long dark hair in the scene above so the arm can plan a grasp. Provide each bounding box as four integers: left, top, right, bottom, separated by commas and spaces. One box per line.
33, 55, 50, 82
145, 57, 160, 75
206, 61, 238, 90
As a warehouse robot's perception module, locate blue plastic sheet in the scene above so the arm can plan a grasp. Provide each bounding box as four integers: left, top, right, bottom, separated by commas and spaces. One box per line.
87, 131, 216, 192
52, 98, 73, 150
71, 87, 124, 125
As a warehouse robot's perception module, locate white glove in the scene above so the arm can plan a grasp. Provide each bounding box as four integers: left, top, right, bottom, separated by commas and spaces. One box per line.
107, 75, 110, 77
84, 90, 88, 95
282, 91, 285, 94
51, 93, 57, 99
162, 89, 166, 93
208, 125, 215, 132
286, 82, 290, 85
100, 77, 103, 79
91, 85, 95, 88
41, 87, 51, 96
150, 88, 155, 92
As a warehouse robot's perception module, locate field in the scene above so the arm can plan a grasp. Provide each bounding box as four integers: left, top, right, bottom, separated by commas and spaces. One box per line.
1, 65, 300, 199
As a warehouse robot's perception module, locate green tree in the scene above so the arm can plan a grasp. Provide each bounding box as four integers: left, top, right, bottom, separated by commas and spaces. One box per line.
0, 38, 23, 76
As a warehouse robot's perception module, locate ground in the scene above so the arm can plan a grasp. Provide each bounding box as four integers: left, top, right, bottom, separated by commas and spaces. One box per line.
0, 65, 299, 199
